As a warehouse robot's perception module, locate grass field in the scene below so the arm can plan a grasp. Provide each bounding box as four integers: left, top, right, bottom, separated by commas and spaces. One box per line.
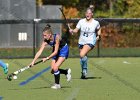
0, 47, 140, 57
0, 58, 140, 100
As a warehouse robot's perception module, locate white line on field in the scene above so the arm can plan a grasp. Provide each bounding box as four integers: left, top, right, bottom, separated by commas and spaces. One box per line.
96, 60, 105, 64
123, 61, 140, 65
123, 61, 131, 64
65, 88, 80, 100
88, 60, 105, 76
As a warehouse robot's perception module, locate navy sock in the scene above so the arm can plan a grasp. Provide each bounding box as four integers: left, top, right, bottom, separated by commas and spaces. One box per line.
54, 70, 60, 84
59, 69, 67, 75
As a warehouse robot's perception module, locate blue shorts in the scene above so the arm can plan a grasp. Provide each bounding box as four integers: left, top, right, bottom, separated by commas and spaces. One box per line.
52, 44, 69, 60
78, 44, 94, 49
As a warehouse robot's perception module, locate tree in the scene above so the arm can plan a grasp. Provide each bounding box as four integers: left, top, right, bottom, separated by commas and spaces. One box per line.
124, 0, 140, 18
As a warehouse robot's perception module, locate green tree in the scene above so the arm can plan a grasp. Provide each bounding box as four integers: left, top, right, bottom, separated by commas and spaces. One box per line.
124, 0, 140, 18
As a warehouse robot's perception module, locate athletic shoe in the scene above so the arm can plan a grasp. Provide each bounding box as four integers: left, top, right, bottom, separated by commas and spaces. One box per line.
80, 72, 87, 79
81, 74, 86, 79
66, 68, 71, 82
3, 63, 8, 74
51, 84, 61, 89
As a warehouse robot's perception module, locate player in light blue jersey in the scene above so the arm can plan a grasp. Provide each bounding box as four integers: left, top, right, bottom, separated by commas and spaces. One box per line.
0, 60, 8, 74
69, 7, 101, 79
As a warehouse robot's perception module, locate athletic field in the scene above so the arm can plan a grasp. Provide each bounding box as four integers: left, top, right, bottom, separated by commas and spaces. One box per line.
0, 58, 140, 100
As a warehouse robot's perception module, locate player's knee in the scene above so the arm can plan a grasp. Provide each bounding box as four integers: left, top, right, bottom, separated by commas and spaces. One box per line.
52, 68, 58, 72
81, 56, 87, 61
80, 53, 85, 58
52, 65, 58, 72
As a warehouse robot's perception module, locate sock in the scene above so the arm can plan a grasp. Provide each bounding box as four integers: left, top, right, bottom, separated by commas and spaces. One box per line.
80, 56, 88, 73
54, 70, 60, 84
59, 69, 67, 75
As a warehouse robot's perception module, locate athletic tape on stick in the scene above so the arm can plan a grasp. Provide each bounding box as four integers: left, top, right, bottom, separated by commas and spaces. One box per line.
19, 66, 51, 86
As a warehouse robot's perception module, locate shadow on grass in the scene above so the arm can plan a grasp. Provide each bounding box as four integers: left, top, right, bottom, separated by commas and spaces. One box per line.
30, 86, 71, 90
8, 86, 71, 90
72, 76, 102, 80
86, 76, 102, 79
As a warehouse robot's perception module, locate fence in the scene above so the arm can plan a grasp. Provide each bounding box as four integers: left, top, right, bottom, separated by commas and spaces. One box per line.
0, 18, 140, 58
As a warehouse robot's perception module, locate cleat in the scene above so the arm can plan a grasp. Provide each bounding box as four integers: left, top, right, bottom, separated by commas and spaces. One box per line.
66, 68, 71, 82
80, 72, 87, 79
3, 63, 8, 74
81, 75, 86, 79
51, 84, 61, 89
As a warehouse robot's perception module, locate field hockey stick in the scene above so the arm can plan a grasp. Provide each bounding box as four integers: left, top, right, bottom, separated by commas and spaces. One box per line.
59, 8, 71, 30
7, 60, 43, 81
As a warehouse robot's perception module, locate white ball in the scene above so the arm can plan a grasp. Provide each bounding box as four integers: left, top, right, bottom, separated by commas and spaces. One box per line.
13, 75, 17, 80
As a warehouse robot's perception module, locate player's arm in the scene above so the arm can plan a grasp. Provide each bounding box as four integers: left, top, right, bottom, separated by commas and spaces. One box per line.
31, 41, 47, 65
69, 19, 81, 35
69, 27, 79, 34
96, 28, 101, 41
46, 35, 60, 60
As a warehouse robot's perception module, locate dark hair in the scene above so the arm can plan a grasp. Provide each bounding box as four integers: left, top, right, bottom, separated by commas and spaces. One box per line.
43, 24, 52, 34
46, 24, 51, 28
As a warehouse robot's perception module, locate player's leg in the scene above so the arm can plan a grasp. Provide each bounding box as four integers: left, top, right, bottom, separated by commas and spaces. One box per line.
0, 60, 8, 74
58, 44, 71, 81
59, 68, 71, 81
51, 60, 60, 89
51, 63, 71, 82
51, 57, 65, 89
79, 45, 92, 79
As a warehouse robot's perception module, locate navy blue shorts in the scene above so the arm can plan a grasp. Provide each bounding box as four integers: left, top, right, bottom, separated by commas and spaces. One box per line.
78, 44, 94, 49
52, 44, 69, 60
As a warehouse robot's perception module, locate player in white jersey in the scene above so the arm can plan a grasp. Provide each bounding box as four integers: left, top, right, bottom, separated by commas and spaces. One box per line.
69, 7, 101, 79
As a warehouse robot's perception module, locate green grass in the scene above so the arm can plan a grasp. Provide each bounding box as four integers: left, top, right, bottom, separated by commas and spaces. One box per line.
0, 58, 140, 100
99, 48, 140, 57
0, 47, 140, 58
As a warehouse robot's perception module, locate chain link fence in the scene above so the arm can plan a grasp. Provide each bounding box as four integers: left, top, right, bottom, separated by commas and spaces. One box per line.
0, 18, 140, 58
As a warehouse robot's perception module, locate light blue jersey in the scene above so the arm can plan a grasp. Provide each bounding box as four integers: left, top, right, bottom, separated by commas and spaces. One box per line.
76, 18, 100, 46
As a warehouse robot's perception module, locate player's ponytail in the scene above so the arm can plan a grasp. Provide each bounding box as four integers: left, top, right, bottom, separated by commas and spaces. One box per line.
86, 7, 94, 13
43, 24, 52, 34
46, 24, 51, 28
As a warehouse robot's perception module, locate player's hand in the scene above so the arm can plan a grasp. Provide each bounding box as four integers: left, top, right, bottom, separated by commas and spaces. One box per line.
42, 57, 49, 62
96, 35, 101, 41
69, 29, 74, 35
30, 61, 35, 67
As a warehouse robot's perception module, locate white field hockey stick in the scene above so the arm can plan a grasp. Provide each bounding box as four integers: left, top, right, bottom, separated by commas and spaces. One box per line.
7, 60, 43, 81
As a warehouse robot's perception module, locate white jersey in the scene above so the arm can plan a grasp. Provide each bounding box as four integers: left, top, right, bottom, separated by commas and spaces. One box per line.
76, 18, 100, 45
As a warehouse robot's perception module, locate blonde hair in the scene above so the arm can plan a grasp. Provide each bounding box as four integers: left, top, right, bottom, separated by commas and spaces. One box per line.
43, 24, 52, 34
86, 7, 94, 13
